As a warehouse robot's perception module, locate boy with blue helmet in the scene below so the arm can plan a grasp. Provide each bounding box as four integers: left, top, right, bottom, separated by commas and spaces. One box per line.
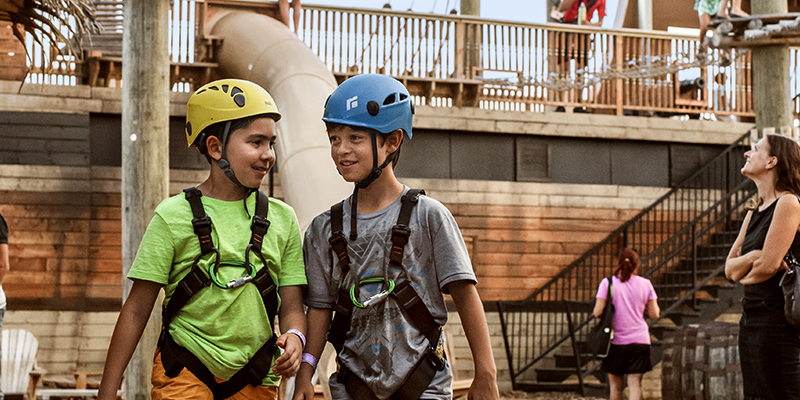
294, 74, 499, 400
98, 79, 307, 400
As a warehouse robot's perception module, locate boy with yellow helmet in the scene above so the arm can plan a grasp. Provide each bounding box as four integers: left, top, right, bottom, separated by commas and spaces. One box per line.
98, 79, 307, 400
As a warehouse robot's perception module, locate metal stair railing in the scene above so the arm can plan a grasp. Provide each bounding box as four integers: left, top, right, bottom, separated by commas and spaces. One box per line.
498, 131, 754, 390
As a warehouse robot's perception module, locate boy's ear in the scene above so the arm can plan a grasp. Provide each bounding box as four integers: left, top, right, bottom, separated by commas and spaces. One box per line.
385, 129, 403, 152
205, 135, 222, 161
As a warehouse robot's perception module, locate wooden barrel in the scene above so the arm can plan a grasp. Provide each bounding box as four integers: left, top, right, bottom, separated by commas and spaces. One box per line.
661, 321, 743, 400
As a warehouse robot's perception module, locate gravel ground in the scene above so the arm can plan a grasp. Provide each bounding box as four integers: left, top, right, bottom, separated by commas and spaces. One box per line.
496, 391, 603, 400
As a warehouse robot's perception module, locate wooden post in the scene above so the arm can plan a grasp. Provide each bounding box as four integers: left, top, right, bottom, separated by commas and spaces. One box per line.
121, 0, 170, 399
751, 0, 793, 129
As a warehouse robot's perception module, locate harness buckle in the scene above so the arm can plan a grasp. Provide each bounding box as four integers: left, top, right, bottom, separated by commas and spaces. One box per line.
425, 344, 446, 371
251, 215, 270, 235
227, 276, 252, 288
391, 225, 411, 247
329, 231, 350, 264
191, 216, 212, 235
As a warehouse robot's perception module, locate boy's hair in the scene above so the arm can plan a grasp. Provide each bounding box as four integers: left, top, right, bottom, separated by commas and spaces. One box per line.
199, 114, 272, 163
325, 121, 402, 167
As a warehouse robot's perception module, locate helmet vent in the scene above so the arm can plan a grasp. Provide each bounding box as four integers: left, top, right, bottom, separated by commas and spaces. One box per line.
399, 93, 408, 101
383, 94, 397, 105
209, 86, 219, 91
367, 100, 380, 116
231, 87, 246, 107
222, 85, 229, 93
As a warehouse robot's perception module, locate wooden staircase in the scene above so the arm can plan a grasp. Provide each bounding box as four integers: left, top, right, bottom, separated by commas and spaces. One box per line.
523, 219, 746, 397
498, 132, 756, 398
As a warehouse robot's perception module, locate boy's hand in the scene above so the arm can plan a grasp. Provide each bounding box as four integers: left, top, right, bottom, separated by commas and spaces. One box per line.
291, 371, 317, 400
468, 377, 500, 400
272, 332, 303, 377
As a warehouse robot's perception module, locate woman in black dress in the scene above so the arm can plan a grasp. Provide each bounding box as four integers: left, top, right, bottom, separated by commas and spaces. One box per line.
726, 134, 800, 399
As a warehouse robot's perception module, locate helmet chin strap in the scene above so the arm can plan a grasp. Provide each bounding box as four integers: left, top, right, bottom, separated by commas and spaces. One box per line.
216, 120, 260, 191
349, 133, 398, 241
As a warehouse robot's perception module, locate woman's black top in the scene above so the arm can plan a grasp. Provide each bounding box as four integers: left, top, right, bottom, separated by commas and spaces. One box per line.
742, 198, 800, 304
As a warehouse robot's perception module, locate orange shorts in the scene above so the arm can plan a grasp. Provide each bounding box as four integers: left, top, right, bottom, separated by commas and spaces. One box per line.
151, 350, 278, 400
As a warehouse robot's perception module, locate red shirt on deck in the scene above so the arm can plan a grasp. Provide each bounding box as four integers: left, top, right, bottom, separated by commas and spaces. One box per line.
562, 0, 606, 24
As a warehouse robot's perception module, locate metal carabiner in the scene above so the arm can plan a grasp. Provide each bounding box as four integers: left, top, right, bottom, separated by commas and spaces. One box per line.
227, 276, 253, 288
350, 277, 395, 308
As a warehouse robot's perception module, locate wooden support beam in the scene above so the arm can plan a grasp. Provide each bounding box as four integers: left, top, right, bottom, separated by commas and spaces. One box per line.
120, 0, 170, 398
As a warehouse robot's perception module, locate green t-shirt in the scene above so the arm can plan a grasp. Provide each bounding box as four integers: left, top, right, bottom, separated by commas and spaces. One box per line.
128, 191, 306, 386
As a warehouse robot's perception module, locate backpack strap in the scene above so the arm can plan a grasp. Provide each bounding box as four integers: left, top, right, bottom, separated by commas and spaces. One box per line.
159, 188, 279, 399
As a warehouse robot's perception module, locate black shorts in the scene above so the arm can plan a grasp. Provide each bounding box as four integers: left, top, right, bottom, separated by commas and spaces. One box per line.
602, 344, 652, 375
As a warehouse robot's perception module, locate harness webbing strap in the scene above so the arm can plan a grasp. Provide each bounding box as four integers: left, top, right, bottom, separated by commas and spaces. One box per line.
326, 189, 444, 400
161, 330, 278, 400
338, 350, 441, 400
328, 201, 350, 276
185, 188, 214, 255
392, 280, 440, 345
327, 288, 352, 353
252, 265, 279, 328
249, 191, 270, 253
162, 265, 211, 330
159, 188, 279, 399
388, 189, 423, 269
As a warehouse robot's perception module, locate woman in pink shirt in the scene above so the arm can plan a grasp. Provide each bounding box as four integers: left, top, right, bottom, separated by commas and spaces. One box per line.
593, 248, 660, 400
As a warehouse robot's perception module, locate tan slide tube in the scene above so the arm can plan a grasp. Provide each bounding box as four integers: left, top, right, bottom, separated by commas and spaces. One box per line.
210, 11, 352, 231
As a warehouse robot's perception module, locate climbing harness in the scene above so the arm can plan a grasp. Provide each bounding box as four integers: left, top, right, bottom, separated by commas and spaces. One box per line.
158, 187, 279, 400
326, 189, 446, 400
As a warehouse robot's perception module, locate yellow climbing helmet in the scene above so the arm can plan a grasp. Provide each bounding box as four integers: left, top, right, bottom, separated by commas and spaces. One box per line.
185, 79, 282, 147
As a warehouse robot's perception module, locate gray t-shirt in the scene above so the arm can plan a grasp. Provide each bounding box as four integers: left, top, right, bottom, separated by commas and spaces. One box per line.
304, 187, 476, 399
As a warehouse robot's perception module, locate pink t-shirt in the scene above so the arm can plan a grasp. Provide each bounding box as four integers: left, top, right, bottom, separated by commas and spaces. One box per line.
596, 275, 657, 345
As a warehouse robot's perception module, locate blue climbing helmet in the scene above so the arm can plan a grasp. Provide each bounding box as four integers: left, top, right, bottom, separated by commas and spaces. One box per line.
323, 75, 416, 238
322, 74, 414, 139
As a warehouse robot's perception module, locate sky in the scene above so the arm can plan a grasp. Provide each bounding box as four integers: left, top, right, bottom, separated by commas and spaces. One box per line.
302, 0, 620, 29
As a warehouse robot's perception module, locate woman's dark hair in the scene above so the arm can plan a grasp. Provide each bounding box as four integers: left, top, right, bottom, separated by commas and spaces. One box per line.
615, 248, 640, 282
198, 114, 272, 162
766, 134, 800, 195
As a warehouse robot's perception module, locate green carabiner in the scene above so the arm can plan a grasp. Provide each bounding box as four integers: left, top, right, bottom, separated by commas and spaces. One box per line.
209, 261, 255, 289
350, 277, 395, 308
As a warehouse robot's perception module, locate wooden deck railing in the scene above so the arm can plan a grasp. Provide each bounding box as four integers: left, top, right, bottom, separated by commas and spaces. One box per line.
298, 5, 767, 117
17, 1, 800, 117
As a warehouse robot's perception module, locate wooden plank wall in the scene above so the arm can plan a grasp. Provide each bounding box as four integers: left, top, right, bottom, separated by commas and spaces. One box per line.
0, 112, 90, 166
0, 23, 27, 82
0, 165, 211, 310
401, 178, 669, 301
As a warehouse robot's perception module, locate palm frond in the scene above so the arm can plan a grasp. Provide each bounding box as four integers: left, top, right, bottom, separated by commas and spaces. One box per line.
0, 0, 99, 60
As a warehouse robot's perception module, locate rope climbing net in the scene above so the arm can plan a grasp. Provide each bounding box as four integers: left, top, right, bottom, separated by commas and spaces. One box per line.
478, 49, 749, 92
